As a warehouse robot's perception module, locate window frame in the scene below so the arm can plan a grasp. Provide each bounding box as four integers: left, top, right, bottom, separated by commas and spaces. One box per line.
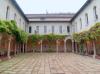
67, 26, 70, 33
44, 26, 47, 34
80, 18, 82, 29
59, 26, 62, 34
93, 6, 98, 20
29, 26, 32, 33
85, 13, 89, 26
6, 6, 10, 20
52, 26, 54, 34
36, 26, 39, 34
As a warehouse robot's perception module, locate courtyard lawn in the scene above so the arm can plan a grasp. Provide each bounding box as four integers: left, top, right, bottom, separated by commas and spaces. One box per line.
0, 53, 100, 74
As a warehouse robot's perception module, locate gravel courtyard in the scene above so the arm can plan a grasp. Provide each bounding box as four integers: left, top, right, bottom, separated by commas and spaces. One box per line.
0, 53, 100, 74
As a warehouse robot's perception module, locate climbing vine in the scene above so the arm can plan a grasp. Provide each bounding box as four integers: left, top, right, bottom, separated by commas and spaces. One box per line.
73, 22, 100, 42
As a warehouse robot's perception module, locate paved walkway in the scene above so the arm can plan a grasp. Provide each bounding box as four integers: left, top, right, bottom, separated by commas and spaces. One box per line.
0, 53, 100, 74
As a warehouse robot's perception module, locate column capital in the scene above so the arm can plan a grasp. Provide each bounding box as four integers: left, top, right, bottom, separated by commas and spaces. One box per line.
72, 40, 75, 42
8, 36, 13, 41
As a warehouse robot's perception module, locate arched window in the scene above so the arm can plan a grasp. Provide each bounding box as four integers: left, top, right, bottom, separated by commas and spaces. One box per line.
52, 26, 54, 34
29, 26, 32, 33
14, 13, 16, 21
44, 26, 47, 34
19, 18, 21, 25
93, 6, 98, 20
67, 26, 70, 33
59, 26, 62, 34
6, 6, 10, 20
36, 26, 39, 34
85, 13, 89, 25
80, 18, 82, 29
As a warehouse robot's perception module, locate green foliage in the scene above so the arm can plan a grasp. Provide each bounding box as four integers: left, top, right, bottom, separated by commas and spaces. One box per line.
73, 33, 80, 42
73, 22, 100, 42
30, 34, 65, 42
0, 20, 9, 33
90, 23, 100, 39
20, 30, 28, 43
0, 20, 28, 43
29, 34, 65, 46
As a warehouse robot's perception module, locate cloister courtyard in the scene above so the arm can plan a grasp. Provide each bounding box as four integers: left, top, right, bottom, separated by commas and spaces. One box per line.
0, 53, 100, 74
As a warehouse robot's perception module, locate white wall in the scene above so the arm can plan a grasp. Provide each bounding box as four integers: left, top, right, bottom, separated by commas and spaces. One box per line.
72, 0, 100, 33
1, 0, 100, 35
28, 22, 71, 35
0, 0, 27, 31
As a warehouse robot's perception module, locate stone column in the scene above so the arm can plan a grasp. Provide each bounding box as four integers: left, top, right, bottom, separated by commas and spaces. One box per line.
0, 35, 2, 49
41, 40, 43, 53
25, 43, 27, 53
93, 41, 96, 59
7, 37, 12, 59
0, 35, 2, 56
64, 40, 66, 53
17, 43, 19, 54
23, 43, 24, 53
72, 40, 74, 53
14, 43, 17, 56
20, 43, 22, 53
56, 40, 59, 53
75, 42, 78, 53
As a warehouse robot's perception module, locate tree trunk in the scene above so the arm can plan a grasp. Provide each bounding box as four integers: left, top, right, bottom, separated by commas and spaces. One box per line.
93, 41, 96, 59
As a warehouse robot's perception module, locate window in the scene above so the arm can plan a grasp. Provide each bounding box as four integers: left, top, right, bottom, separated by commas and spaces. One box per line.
93, 6, 98, 20
67, 26, 70, 33
6, 6, 10, 20
75, 22, 77, 32
59, 26, 62, 34
36, 26, 39, 34
85, 13, 89, 25
19, 18, 21, 25
44, 26, 47, 34
80, 18, 82, 29
52, 26, 54, 34
14, 13, 16, 21
29, 26, 32, 33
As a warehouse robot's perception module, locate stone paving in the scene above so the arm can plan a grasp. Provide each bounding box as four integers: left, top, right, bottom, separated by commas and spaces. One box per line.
0, 53, 100, 74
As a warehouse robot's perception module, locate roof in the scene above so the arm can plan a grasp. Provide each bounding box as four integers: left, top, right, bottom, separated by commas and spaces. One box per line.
26, 13, 74, 22
10, 0, 93, 23
26, 13, 74, 18
11, 0, 28, 21
71, 0, 93, 22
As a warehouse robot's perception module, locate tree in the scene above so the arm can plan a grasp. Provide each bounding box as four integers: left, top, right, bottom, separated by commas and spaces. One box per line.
73, 22, 100, 58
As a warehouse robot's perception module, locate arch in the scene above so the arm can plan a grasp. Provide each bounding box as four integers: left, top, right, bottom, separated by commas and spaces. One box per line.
65, 36, 73, 42
42, 40, 56, 52
66, 39, 72, 52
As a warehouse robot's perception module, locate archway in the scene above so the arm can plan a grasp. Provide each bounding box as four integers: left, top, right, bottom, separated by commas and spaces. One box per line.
42, 40, 56, 52
66, 39, 72, 52
58, 40, 64, 52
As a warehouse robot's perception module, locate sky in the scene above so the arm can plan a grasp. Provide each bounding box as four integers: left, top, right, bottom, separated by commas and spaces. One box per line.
16, 0, 87, 14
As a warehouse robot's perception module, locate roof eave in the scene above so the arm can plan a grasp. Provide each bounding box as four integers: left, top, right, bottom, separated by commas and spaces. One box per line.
11, 0, 29, 22
71, 0, 93, 22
